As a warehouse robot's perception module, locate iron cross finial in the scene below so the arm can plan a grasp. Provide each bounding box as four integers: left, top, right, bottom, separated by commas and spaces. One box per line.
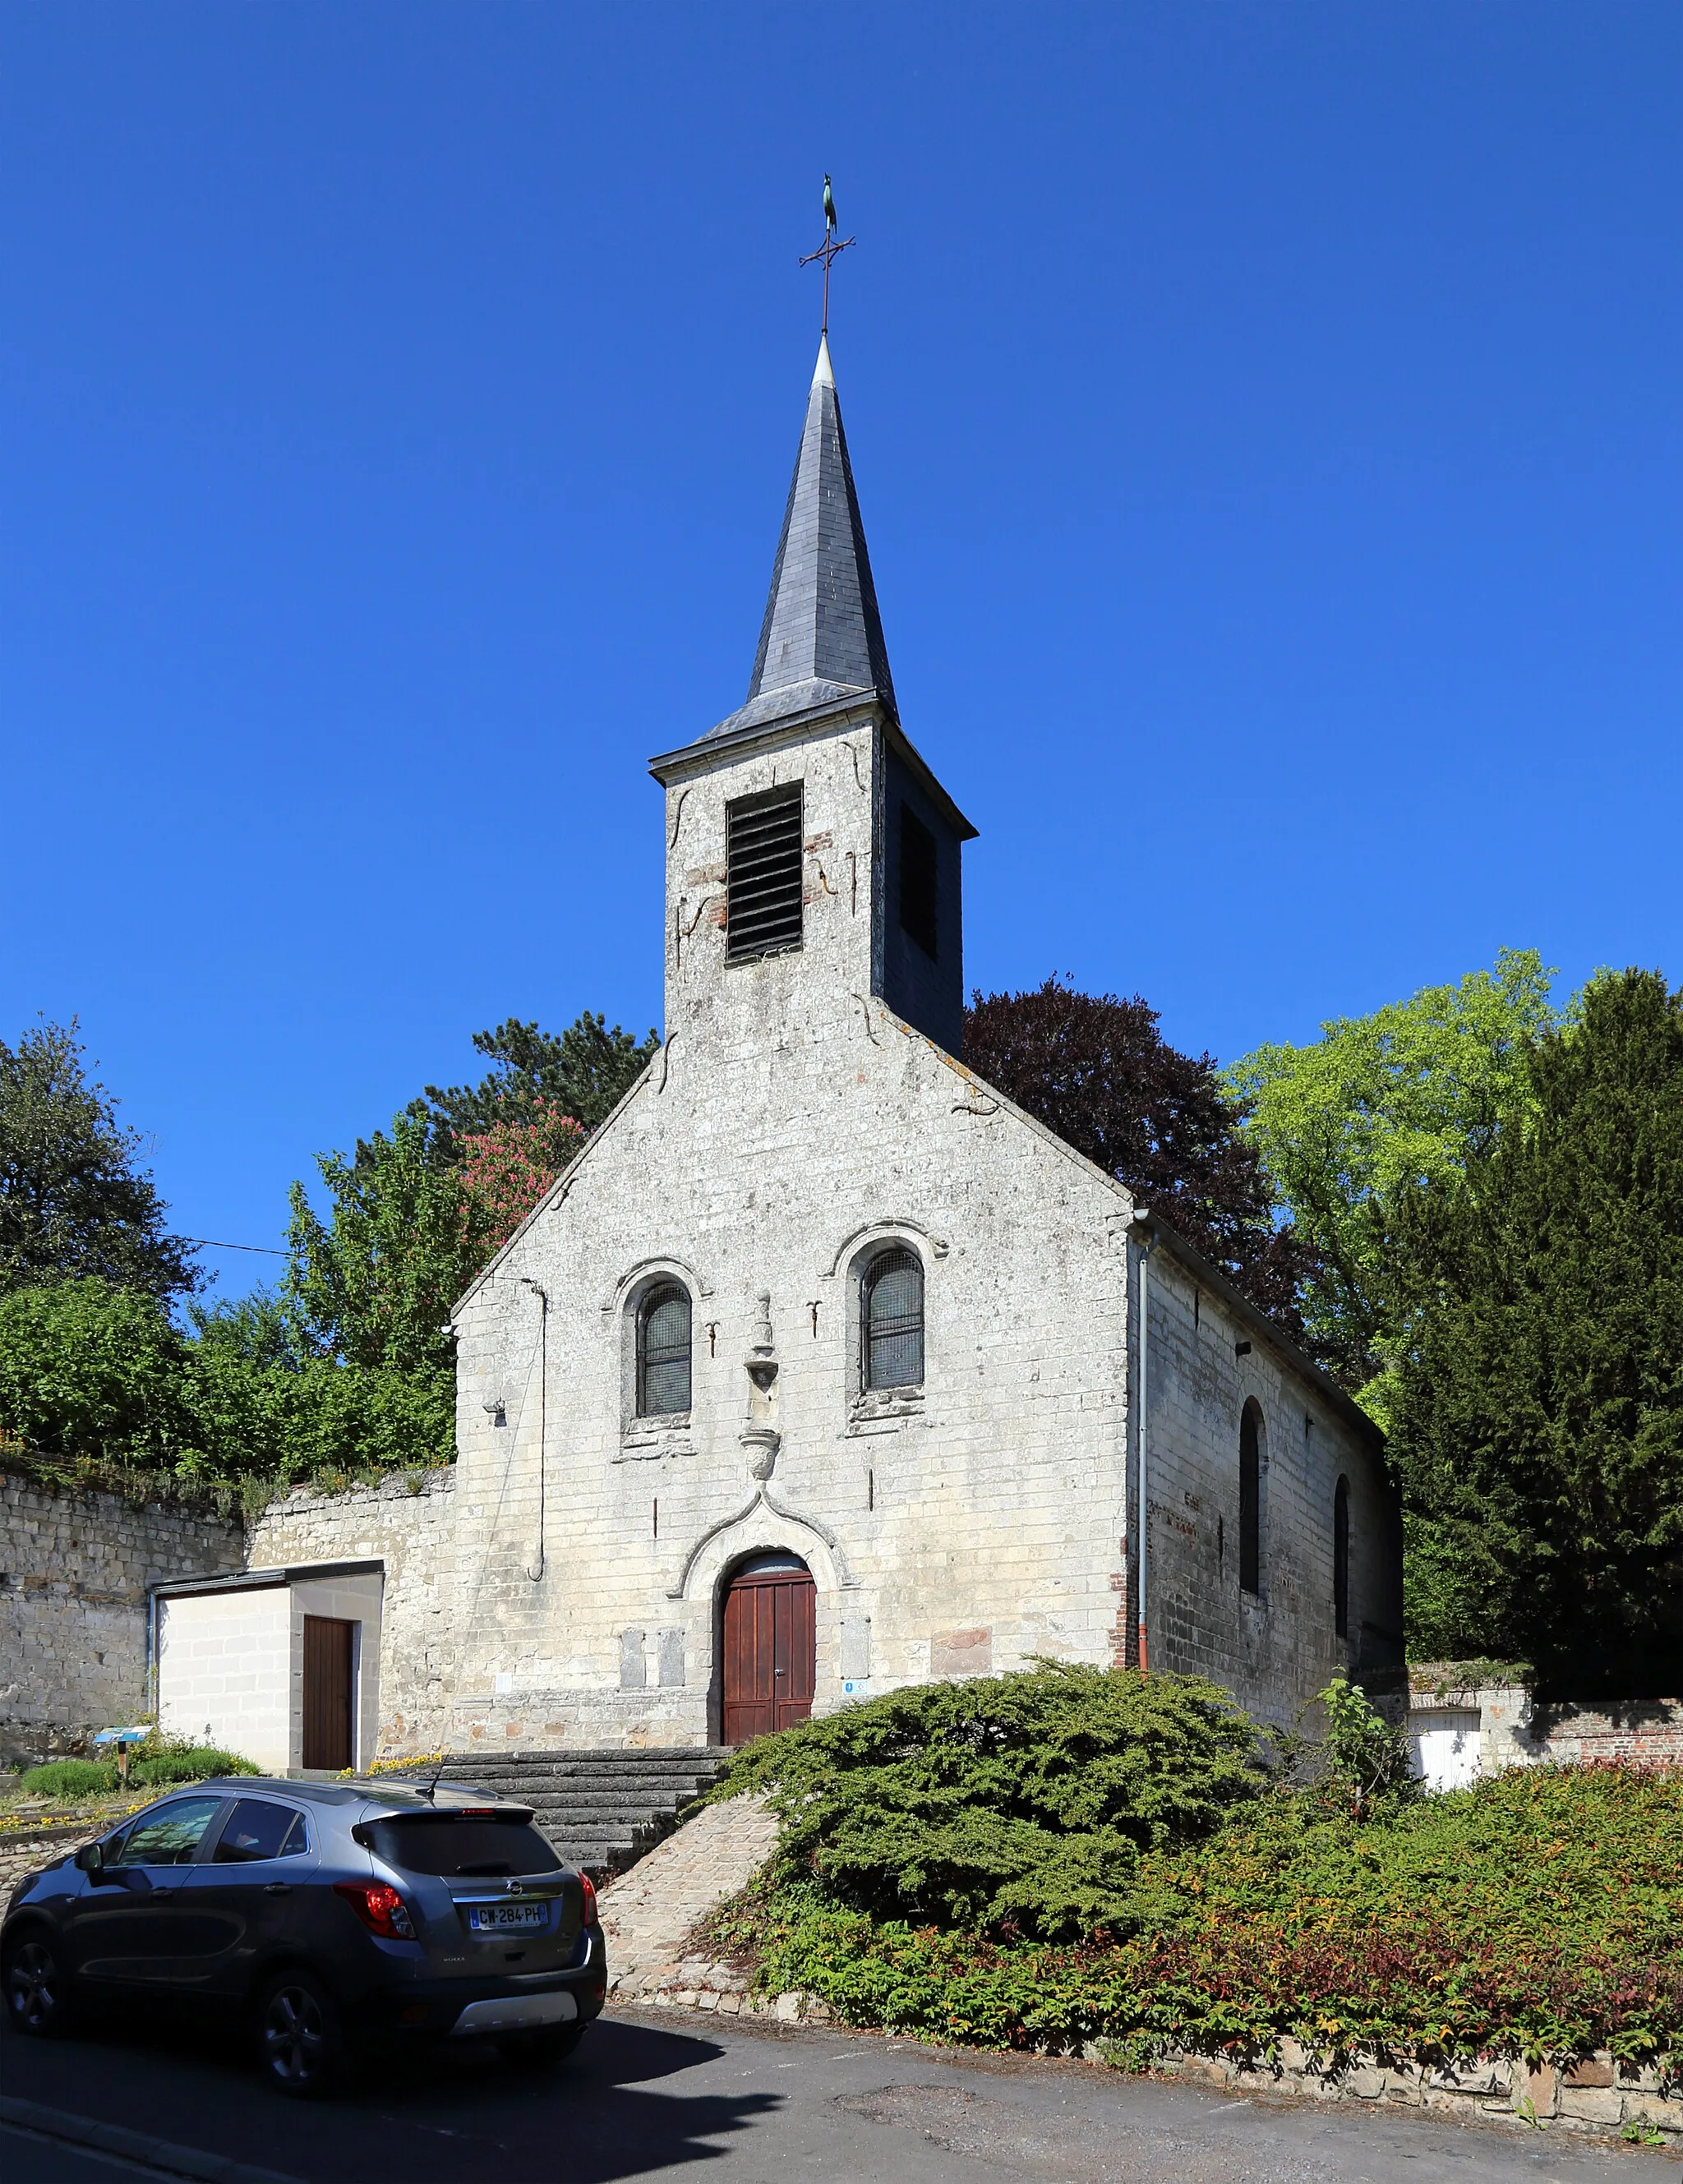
800, 173, 855, 336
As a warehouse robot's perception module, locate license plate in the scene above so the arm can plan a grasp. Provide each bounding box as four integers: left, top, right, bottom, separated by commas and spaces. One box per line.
467, 1902, 548, 1932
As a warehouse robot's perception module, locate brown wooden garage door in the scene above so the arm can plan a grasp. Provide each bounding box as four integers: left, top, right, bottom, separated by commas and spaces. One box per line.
721, 1556, 815, 1746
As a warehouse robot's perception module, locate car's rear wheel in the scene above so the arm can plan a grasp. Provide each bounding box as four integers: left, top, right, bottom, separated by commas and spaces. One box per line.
2, 1933, 77, 2039
500, 2020, 588, 2069
255, 1969, 347, 2098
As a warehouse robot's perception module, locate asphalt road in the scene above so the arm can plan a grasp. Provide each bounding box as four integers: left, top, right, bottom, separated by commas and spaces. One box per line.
0, 2001, 1669, 2184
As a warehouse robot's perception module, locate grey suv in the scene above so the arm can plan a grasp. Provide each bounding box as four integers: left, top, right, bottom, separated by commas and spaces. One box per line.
1, 1777, 607, 2096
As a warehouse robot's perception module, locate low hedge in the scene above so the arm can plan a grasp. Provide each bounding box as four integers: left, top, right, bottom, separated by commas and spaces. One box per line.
131, 1747, 259, 1785
706, 1662, 1269, 1940
16, 1758, 117, 1799
17, 1744, 260, 1799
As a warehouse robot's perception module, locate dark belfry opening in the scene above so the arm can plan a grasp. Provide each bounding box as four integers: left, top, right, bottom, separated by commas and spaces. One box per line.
1239, 1402, 1262, 1596
897, 803, 938, 959
726, 785, 804, 958
1334, 1475, 1351, 1638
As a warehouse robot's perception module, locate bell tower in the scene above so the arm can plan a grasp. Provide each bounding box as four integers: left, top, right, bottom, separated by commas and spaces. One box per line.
649, 336, 975, 1057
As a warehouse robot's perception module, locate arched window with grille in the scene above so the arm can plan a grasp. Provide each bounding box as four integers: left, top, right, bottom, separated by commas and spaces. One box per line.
636, 1283, 692, 1416
861, 1246, 924, 1391
1238, 1399, 1263, 1596
1333, 1475, 1351, 1638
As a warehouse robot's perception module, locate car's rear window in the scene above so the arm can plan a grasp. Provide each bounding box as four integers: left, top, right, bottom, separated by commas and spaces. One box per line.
364, 1816, 563, 1877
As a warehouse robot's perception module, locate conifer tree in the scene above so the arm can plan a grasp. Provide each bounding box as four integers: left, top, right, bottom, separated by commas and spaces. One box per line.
1390, 969, 1683, 1693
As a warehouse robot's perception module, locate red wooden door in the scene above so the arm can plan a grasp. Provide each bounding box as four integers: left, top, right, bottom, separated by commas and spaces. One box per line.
302, 1615, 355, 1771
721, 1560, 815, 1746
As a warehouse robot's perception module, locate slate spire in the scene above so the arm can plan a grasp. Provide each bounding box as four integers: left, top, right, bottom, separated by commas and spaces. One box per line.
743, 333, 897, 722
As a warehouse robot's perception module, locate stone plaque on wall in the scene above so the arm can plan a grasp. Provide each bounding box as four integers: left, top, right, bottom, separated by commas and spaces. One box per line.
930, 1626, 991, 1678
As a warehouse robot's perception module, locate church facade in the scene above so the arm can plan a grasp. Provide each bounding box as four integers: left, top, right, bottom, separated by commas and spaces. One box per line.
435, 334, 1402, 1749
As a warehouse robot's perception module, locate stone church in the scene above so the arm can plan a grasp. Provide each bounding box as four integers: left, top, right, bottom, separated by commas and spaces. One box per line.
141, 333, 1399, 1771
434, 333, 1400, 1749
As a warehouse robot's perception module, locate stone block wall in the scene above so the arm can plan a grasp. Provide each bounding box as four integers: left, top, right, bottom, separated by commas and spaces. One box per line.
1408, 1667, 1683, 1786
247, 1469, 456, 1758
1163, 2040, 1681, 2144
1137, 1250, 1398, 1730
0, 1469, 243, 1767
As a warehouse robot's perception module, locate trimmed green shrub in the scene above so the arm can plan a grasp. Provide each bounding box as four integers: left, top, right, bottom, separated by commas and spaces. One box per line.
18, 1758, 116, 1798
710, 1663, 1266, 1940
131, 1747, 258, 1785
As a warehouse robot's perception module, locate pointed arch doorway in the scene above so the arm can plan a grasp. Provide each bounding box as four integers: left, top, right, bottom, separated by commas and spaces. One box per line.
720, 1553, 816, 1745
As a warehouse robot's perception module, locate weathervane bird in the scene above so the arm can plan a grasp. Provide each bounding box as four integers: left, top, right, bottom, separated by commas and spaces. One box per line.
800, 174, 855, 335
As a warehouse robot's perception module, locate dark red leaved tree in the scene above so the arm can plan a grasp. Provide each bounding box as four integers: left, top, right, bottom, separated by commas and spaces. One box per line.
963, 979, 1316, 1346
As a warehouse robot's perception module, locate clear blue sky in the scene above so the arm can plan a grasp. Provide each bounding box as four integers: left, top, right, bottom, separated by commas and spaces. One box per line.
3, 3, 1677, 1306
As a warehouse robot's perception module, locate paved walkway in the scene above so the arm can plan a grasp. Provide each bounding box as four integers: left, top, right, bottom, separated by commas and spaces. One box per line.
597, 1792, 778, 2000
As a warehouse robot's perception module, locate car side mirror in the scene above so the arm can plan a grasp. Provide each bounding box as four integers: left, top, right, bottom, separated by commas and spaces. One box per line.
75, 1841, 104, 1873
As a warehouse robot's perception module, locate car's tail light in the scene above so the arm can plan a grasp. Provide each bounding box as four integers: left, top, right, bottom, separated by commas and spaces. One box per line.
580, 1873, 598, 1926
334, 1882, 416, 1939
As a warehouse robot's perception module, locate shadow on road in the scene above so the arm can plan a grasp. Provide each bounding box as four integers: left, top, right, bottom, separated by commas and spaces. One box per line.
2, 2010, 783, 2183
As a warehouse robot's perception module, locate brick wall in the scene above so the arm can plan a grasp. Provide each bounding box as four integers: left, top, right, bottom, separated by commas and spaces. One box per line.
1408, 1670, 1683, 1785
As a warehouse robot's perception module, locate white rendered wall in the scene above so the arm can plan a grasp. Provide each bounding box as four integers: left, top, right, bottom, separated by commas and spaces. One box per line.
157, 1586, 292, 1773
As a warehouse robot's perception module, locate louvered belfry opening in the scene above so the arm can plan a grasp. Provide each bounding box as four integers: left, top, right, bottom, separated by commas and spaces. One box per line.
726, 784, 805, 959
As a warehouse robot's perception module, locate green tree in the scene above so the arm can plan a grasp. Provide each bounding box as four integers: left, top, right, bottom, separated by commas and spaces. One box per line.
186, 1284, 301, 1370
0, 1275, 451, 1490
185, 1313, 454, 1487
1224, 949, 1560, 1403
966, 980, 1315, 1342
424, 1011, 657, 1136
0, 1021, 198, 1302
1388, 969, 1683, 1693
285, 1104, 477, 1379
0, 1278, 196, 1467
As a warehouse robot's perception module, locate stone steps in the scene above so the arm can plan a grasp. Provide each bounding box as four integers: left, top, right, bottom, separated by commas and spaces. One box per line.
368, 1749, 733, 1877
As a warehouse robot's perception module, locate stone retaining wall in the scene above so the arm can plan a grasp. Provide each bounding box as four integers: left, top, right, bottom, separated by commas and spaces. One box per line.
634, 1974, 1683, 2146
1162, 2038, 1681, 2143
0, 1470, 244, 1767
1406, 1666, 1683, 1790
